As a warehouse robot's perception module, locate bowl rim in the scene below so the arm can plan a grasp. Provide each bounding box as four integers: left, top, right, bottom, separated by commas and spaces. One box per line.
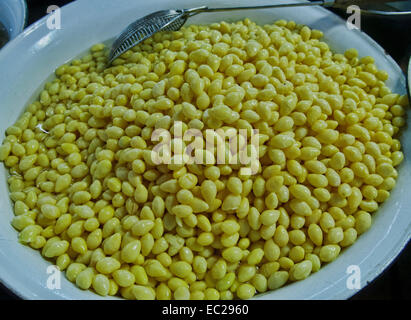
19, 0, 28, 34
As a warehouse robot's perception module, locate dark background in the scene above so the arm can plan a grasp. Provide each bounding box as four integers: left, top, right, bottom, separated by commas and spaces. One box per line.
0, 0, 410, 300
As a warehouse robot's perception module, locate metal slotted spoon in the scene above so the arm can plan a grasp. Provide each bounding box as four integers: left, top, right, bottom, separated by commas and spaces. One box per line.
108, 0, 400, 64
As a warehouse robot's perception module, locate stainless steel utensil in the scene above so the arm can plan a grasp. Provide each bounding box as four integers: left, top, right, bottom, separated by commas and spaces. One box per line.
108, 0, 402, 64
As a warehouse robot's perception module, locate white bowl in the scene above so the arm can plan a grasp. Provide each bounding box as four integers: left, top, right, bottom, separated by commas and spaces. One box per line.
0, 0, 27, 42
0, 0, 410, 300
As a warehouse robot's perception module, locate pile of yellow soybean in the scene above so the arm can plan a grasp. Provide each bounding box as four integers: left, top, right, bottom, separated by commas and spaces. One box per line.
0, 19, 407, 300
